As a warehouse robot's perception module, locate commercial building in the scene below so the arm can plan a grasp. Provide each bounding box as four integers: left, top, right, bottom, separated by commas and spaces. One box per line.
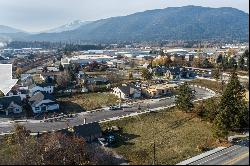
61, 54, 114, 67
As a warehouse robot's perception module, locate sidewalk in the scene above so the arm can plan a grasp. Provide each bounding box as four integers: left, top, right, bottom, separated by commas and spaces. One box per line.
176, 147, 227, 165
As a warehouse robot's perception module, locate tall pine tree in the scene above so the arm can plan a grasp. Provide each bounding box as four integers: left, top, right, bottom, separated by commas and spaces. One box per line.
175, 82, 195, 112
214, 71, 248, 136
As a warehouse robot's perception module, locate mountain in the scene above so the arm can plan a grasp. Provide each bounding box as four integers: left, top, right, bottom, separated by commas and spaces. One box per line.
0, 25, 29, 41
41, 20, 92, 33
0, 25, 25, 34
18, 6, 250, 42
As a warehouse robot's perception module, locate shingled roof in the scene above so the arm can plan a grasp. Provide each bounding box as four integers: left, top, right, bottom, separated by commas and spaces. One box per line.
60, 122, 102, 140
29, 92, 56, 107
0, 96, 22, 109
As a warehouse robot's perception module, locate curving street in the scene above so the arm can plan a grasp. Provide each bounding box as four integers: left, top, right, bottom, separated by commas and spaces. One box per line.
0, 86, 215, 134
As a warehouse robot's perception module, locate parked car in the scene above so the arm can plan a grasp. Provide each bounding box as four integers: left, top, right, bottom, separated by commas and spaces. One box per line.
109, 105, 122, 111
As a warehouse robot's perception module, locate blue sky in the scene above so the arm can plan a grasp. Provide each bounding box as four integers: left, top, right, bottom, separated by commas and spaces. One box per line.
0, 0, 248, 32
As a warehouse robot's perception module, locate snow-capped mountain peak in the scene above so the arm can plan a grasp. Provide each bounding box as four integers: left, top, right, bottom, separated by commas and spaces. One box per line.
42, 20, 90, 33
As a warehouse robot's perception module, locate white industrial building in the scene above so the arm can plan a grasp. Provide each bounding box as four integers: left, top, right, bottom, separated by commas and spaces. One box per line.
61, 54, 114, 67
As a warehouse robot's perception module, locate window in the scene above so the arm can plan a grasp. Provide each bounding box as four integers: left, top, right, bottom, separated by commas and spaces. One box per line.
0, 105, 3, 110
35, 107, 40, 111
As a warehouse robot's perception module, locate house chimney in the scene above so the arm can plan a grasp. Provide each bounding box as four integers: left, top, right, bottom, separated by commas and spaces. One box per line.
83, 118, 86, 124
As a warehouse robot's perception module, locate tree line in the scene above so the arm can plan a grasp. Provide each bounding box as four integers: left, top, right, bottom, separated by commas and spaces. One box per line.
175, 71, 248, 139
0, 125, 117, 165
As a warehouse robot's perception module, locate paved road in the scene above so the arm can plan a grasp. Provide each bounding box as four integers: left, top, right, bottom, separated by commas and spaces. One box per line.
0, 87, 214, 134
189, 141, 249, 165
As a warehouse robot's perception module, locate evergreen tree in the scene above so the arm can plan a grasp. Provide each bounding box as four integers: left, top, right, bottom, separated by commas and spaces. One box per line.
221, 56, 229, 69
202, 58, 213, 68
128, 71, 133, 80
247, 58, 249, 71
59, 63, 64, 71
238, 55, 245, 70
22, 97, 33, 118
228, 57, 237, 69
211, 68, 220, 80
214, 71, 248, 136
160, 49, 165, 56
216, 54, 223, 64
242, 49, 249, 58
175, 82, 194, 112
242, 49, 249, 71
67, 63, 80, 82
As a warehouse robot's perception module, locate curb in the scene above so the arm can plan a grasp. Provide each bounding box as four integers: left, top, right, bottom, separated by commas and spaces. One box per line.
176, 147, 229, 165
177, 145, 233, 165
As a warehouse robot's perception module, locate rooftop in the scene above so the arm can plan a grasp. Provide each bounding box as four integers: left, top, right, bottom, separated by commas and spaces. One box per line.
146, 83, 178, 90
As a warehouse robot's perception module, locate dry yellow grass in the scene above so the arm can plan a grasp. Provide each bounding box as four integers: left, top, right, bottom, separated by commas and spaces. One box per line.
57, 92, 118, 112
101, 109, 223, 165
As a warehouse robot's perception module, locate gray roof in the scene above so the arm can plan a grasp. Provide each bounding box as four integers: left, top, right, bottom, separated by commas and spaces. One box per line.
29, 92, 56, 107
60, 122, 102, 139
28, 83, 54, 89
36, 83, 54, 87
0, 96, 22, 109
118, 86, 131, 95
20, 74, 32, 81
117, 84, 140, 95
87, 76, 109, 84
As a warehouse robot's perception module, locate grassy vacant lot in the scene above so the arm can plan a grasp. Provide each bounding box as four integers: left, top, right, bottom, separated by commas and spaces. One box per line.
188, 79, 223, 93
57, 92, 118, 113
101, 109, 229, 165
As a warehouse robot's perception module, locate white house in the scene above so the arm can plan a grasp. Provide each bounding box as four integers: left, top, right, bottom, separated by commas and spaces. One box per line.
29, 92, 59, 114
29, 83, 54, 95
0, 96, 22, 116
112, 85, 141, 99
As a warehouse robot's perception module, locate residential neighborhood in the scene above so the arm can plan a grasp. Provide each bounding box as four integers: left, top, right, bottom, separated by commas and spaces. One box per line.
0, 1, 249, 165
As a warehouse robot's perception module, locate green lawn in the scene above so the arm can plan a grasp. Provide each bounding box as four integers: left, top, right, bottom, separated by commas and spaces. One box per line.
101, 108, 229, 165
57, 92, 118, 113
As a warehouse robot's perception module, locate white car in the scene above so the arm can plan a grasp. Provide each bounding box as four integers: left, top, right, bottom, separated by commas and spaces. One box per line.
98, 138, 108, 147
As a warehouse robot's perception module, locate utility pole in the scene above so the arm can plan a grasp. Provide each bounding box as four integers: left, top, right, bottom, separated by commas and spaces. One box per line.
153, 141, 156, 165
119, 91, 122, 108
151, 110, 157, 165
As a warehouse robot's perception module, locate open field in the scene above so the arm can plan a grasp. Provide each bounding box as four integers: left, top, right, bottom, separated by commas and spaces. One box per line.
101, 108, 230, 165
57, 92, 118, 113
188, 79, 223, 93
